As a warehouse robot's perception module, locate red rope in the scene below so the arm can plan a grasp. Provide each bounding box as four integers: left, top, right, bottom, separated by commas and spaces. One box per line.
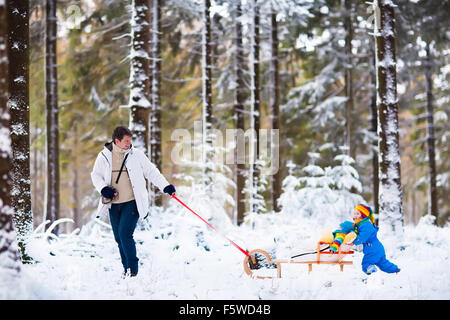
171, 194, 250, 257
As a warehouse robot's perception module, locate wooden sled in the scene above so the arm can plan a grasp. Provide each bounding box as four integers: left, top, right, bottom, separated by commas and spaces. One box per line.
244, 242, 354, 279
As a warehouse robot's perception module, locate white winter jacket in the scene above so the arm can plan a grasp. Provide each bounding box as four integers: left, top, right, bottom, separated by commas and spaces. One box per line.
91, 142, 170, 220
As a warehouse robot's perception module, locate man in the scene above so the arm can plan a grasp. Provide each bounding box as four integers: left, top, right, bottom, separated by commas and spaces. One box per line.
91, 126, 175, 277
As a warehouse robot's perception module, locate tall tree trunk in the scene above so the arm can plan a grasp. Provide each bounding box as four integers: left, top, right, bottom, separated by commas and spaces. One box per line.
344, 0, 355, 160
249, 0, 261, 214
234, 1, 246, 225
150, 0, 163, 206
72, 123, 80, 230
129, 0, 151, 153
370, 52, 380, 220
202, 0, 213, 186
424, 41, 438, 223
45, 0, 60, 235
270, 9, 281, 213
32, 133, 39, 221
374, 0, 403, 233
0, 0, 21, 274
8, 0, 33, 259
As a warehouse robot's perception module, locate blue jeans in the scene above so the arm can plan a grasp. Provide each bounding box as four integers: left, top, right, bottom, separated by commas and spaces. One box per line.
109, 200, 139, 274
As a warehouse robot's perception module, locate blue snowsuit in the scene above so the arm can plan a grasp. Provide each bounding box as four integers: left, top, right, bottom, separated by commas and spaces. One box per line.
353, 218, 400, 274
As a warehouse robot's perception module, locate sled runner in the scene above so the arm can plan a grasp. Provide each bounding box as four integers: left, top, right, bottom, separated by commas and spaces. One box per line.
243, 242, 354, 279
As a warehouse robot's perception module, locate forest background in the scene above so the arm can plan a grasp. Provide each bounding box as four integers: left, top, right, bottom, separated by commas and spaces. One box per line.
19, 0, 449, 233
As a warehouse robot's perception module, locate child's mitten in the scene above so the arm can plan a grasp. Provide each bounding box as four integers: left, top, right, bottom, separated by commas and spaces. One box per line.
344, 231, 357, 244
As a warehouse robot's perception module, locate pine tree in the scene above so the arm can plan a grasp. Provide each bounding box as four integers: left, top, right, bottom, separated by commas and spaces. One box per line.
369, 51, 380, 217
129, 0, 151, 153
344, 0, 355, 159
233, 1, 246, 225
0, 0, 21, 274
56, 0, 131, 229
270, 5, 281, 213
374, 0, 403, 233
397, 0, 450, 224
249, 0, 261, 215
201, 0, 214, 187
150, 0, 163, 206
423, 41, 438, 221
45, 0, 60, 235
7, 0, 33, 260
282, 1, 350, 165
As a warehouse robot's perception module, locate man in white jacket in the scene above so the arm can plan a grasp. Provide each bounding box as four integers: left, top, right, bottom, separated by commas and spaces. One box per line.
91, 126, 175, 277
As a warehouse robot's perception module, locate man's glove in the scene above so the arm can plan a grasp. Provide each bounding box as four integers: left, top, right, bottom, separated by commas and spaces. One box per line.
163, 184, 176, 196
101, 186, 117, 199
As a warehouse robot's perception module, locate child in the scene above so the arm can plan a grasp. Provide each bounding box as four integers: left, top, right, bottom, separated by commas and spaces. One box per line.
329, 220, 356, 253
348, 204, 400, 275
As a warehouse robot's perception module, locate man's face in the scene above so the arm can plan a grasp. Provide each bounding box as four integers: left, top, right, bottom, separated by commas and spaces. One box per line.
115, 135, 132, 150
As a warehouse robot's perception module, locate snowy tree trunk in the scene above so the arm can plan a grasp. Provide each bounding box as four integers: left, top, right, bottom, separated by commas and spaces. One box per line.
150, 0, 163, 206
249, 0, 261, 215
7, 0, 33, 259
270, 9, 281, 213
370, 52, 380, 219
0, 1, 21, 274
234, 1, 246, 225
424, 42, 438, 222
129, 0, 151, 154
344, 0, 355, 160
45, 0, 60, 235
374, 0, 403, 233
202, 0, 213, 186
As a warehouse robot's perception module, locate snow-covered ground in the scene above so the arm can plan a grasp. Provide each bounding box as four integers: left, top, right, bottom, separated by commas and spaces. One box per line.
3, 200, 449, 300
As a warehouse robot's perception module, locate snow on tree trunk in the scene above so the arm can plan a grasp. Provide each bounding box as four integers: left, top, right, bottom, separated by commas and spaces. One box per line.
270, 9, 282, 213
234, 1, 246, 225
45, 0, 60, 235
7, 0, 33, 259
150, 0, 163, 206
129, 0, 151, 154
0, 0, 21, 274
424, 42, 438, 222
201, 0, 213, 186
249, 0, 261, 215
374, 0, 403, 233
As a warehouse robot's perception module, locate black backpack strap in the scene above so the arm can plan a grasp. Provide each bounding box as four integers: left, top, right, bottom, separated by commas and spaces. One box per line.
115, 153, 129, 184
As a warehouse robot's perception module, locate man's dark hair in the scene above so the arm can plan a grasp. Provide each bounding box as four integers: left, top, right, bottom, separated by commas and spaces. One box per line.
112, 126, 132, 142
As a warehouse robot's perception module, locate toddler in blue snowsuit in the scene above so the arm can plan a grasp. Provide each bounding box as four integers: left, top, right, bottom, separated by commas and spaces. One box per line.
343, 204, 400, 275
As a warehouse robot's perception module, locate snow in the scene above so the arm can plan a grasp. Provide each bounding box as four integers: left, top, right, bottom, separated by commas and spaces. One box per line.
0, 127, 11, 157
5, 146, 448, 300
2, 173, 449, 300
3, 208, 449, 300
1, 0, 448, 301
